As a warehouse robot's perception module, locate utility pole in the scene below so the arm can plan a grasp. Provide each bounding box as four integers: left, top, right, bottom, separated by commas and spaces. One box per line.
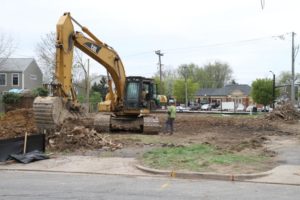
86, 59, 90, 112
155, 50, 164, 94
291, 32, 295, 105
270, 71, 275, 109
183, 66, 188, 108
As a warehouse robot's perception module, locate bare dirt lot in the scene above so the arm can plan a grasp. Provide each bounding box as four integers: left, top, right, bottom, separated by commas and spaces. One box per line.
1, 108, 300, 174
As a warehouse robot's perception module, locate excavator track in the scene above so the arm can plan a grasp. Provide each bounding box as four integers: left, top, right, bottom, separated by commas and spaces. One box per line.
109, 114, 161, 134
143, 115, 161, 134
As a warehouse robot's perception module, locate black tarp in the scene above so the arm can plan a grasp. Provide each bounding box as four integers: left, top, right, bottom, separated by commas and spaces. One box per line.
10, 150, 49, 164
0, 134, 45, 162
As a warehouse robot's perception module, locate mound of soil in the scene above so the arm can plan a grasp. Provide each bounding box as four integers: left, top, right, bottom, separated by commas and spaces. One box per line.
0, 109, 37, 139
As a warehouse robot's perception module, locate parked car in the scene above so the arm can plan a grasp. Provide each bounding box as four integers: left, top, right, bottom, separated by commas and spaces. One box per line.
201, 104, 211, 110
176, 106, 190, 112
261, 106, 273, 112
210, 102, 220, 109
236, 104, 245, 112
246, 105, 258, 112
190, 103, 201, 110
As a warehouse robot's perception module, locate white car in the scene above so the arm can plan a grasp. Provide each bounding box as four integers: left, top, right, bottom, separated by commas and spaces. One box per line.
176, 106, 190, 112
246, 105, 255, 112
236, 104, 245, 112
201, 104, 211, 110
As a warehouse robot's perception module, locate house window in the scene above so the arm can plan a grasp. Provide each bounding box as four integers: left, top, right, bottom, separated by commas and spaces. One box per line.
30, 74, 37, 80
0, 73, 7, 86
12, 73, 19, 86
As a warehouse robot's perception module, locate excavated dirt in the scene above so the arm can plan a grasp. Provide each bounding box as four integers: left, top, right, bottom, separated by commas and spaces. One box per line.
0, 109, 37, 139
0, 108, 299, 159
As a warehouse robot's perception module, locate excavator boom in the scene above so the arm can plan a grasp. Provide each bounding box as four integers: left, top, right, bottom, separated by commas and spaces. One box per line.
33, 13, 161, 134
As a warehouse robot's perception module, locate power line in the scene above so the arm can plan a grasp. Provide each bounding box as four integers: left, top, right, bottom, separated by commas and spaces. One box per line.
124, 33, 289, 58
162, 34, 289, 54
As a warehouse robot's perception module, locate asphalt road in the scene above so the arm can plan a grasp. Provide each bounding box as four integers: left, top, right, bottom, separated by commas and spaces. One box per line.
0, 171, 299, 200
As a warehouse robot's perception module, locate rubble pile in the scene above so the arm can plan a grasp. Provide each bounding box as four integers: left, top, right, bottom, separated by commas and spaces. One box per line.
265, 103, 300, 121
47, 125, 122, 152
0, 109, 37, 139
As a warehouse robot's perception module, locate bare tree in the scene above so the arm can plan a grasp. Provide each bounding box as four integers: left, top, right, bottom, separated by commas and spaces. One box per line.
36, 32, 88, 85
73, 50, 89, 97
0, 33, 16, 66
35, 32, 56, 83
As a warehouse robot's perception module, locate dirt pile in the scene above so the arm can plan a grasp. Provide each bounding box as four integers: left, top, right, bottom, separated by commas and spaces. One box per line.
47, 118, 122, 152
265, 103, 300, 121
0, 109, 37, 139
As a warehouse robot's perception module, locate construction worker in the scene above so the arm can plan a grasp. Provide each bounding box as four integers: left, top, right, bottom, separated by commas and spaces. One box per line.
165, 100, 176, 135
141, 86, 148, 107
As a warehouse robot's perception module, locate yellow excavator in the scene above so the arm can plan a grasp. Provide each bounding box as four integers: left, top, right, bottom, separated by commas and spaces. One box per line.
33, 12, 160, 134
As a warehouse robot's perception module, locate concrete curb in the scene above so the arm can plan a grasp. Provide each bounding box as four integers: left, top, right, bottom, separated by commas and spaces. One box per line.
135, 164, 272, 181
0, 168, 163, 178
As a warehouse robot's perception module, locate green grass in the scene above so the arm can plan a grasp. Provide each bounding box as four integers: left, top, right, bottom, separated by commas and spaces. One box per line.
0, 112, 4, 119
141, 144, 268, 172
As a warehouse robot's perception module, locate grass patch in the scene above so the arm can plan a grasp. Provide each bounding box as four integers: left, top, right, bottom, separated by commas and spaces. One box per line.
0, 112, 4, 119
141, 144, 269, 172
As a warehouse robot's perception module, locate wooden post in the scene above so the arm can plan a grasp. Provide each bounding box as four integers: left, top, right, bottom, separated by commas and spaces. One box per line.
23, 132, 28, 154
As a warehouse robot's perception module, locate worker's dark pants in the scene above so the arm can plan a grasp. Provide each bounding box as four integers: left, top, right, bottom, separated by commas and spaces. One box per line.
165, 118, 175, 134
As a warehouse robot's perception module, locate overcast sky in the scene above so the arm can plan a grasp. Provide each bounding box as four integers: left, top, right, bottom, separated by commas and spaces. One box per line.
1, 0, 300, 85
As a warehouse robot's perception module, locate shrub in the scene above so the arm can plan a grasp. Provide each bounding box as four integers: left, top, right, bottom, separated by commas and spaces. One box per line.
2, 93, 21, 104
32, 87, 49, 97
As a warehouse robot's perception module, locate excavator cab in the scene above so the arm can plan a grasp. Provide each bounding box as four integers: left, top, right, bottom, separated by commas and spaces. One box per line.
124, 76, 156, 112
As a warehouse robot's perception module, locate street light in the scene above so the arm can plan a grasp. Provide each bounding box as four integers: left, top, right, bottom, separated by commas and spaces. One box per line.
269, 71, 275, 109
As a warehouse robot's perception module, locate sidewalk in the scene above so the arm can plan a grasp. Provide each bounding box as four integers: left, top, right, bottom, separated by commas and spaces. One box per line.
0, 156, 149, 176
0, 155, 299, 185
0, 136, 299, 185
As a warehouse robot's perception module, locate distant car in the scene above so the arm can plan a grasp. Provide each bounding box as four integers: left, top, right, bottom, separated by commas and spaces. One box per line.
201, 104, 211, 111
190, 103, 201, 110
246, 105, 258, 112
236, 104, 245, 112
176, 106, 189, 112
261, 106, 273, 112
210, 102, 219, 109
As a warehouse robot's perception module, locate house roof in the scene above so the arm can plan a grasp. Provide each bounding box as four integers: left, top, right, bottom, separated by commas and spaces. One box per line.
196, 84, 251, 96
0, 58, 35, 72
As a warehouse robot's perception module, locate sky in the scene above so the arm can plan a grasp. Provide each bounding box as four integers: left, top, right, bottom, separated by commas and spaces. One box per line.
1, 0, 300, 85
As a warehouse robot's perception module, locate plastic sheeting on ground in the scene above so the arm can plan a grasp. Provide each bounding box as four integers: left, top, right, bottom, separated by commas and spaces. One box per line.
10, 150, 49, 164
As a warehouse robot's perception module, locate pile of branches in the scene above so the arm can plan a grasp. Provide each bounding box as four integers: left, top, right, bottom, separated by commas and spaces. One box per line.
265, 103, 300, 121
47, 126, 122, 152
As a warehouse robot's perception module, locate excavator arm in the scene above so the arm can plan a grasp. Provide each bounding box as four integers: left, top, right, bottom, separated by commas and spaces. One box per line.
55, 12, 126, 111
33, 12, 160, 134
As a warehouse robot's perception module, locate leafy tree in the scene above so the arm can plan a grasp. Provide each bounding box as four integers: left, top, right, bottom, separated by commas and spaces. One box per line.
153, 68, 177, 96
173, 79, 198, 103
177, 63, 197, 80
251, 78, 273, 107
277, 71, 300, 85
202, 61, 232, 88
91, 76, 108, 101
